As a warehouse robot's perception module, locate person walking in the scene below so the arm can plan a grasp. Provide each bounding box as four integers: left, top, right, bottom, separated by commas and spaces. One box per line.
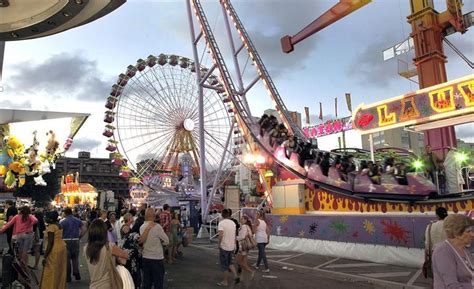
40, 211, 67, 289
159, 204, 172, 263
253, 210, 270, 273
120, 213, 142, 289
84, 219, 129, 289
4, 200, 17, 254
139, 208, 169, 289
432, 214, 474, 288
60, 207, 84, 282
424, 207, 448, 279
236, 215, 255, 280
0, 206, 37, 265
30, 209, 46, 270
170, 213, 182, 263
217, 208, 239, 287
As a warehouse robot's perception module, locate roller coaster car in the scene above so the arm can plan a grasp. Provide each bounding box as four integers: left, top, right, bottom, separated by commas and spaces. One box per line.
273, 147, 307, 176
327, 167, 352, 191
353, 173, 436, 200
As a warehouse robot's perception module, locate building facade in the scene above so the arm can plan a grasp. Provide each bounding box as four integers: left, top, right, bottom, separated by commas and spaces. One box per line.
361, 127, 425, 155
55, 151, 130, 197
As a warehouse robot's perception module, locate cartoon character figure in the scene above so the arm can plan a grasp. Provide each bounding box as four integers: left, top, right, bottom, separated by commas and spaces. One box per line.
45, 130, 59, 160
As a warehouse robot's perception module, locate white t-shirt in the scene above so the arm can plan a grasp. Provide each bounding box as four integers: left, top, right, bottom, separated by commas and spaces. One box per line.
140, 221, 169, 260
425, 220, 447, 252
255, 219, 268, 243
218, 219, 236, 251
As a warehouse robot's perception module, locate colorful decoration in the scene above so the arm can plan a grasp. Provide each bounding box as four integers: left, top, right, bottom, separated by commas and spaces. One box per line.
380, 219, 410, 245
0, 128, 64, 189
306, 187, 474, 213
267, 213, 432, 248
353, 75, 474, 134
303, 116, 352, 138
363, 219, 375, 235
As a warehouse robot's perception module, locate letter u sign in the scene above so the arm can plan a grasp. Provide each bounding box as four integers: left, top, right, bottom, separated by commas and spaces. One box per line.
429, 87, 455, 113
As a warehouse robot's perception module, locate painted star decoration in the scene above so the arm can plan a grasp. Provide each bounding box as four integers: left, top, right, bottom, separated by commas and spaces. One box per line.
363, 219, 376, 235
309, 223, 318, 235
454, 92, 463, 100
279, 215, 289, 224
298, 230, 306, 237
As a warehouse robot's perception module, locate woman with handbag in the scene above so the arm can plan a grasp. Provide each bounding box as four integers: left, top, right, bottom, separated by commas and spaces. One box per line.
253, 210, 270, 273
236, 215, 255, 279
84, 219, 129, 289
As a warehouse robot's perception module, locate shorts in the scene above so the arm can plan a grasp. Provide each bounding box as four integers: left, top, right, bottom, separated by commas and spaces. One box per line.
219, 248, 234, 272
15, 232, 34, 254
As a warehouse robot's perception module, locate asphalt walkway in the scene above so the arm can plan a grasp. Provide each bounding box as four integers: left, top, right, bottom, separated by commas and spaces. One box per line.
0, 235, 431, 289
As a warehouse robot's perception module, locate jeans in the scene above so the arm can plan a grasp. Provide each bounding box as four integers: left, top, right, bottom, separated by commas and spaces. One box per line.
142, 258, 165, 289
256, 243, 268, 269
65, 240, 80, 278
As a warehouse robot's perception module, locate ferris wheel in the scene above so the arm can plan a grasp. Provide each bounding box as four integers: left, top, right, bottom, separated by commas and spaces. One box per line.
103, 53, 236, 194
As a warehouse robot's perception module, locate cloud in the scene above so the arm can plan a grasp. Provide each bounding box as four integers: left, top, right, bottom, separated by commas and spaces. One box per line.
456, 123, 474, 141
347, 38, 401, 87
235, 0, 324, 77
70, 137, 101, 151
0, 99, 32, 109
6, 53, 112, 101
155, 0, 323, 79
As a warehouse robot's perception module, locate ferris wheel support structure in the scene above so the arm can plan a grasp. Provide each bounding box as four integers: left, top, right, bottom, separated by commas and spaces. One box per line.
186, 0, 209, 238
204, 121, 235, 220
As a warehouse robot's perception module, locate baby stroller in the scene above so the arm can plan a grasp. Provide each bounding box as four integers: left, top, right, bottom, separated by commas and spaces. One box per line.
1, 242, 39, 289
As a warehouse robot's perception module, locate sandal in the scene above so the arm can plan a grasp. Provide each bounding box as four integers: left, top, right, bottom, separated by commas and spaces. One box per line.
217, 282, 228, 287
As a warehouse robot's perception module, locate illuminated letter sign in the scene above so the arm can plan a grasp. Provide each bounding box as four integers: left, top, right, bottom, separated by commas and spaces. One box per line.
458, 80, 474, 107
429, 87, 455, 112
376, 105, 396, 126
352, 75, 474, 135
400, 94, 420, 121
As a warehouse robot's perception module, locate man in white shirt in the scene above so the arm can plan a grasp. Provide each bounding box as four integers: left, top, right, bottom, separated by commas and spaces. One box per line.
425, 207, 448, 252
217, 208, 239, 286
139, 208, 169, 289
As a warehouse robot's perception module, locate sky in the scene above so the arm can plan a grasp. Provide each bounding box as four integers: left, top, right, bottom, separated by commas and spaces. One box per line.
1, 0, 473, 162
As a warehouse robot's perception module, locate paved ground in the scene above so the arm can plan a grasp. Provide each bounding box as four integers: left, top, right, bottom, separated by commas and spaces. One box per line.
0, 234, 431, 289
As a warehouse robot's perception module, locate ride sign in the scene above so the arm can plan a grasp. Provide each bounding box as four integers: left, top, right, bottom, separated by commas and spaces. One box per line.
303, 117, 352, 138
352, 75, 473, 134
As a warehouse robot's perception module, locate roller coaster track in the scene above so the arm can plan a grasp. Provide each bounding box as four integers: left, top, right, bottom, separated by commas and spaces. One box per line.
190, 0, 473, 206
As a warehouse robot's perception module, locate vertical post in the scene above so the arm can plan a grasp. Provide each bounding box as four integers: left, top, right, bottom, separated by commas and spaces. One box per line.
369, 133, 375, 162
220, 3, 251, 116
407, 0, 457, 159
342, 130, 346, 149
203, 122, 235, 224
186, 0, 208, 238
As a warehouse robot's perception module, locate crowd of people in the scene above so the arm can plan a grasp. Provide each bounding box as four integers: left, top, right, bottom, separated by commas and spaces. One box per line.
217, 209, 270, 287
0, 201, 189, 289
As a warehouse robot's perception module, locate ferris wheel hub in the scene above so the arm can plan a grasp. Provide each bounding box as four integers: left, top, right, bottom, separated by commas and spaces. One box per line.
183, 118, 195, 132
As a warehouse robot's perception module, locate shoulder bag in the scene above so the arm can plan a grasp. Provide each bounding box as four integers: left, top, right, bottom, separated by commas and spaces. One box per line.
239, 225, 257, 251
422, 223, 433, 278
106, 245, 124, 289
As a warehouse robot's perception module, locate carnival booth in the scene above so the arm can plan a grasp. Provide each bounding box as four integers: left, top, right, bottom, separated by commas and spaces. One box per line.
56, 173, 98, 208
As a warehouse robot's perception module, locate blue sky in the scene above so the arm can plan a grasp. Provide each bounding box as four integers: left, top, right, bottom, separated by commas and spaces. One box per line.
1, 0, 473, 158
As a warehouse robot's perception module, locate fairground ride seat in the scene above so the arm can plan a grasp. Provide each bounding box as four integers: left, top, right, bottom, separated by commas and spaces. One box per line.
307, 163, 327, 183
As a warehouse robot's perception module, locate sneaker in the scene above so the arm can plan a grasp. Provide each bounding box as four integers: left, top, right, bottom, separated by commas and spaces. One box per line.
262, 269, 270, 273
